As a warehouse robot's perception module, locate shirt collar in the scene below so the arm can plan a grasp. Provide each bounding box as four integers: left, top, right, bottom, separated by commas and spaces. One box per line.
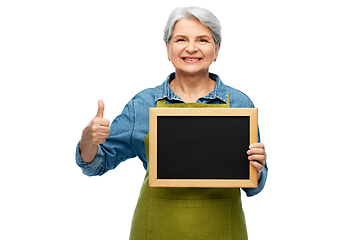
155, 72, 228, 103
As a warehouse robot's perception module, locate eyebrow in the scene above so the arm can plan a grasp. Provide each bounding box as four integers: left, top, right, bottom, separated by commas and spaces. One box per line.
173, 34, 212, 39
173, 34, 187, 39
197, 35, 211, 39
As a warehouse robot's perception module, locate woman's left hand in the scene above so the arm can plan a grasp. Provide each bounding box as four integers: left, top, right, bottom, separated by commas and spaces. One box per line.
247, 143, 267, 180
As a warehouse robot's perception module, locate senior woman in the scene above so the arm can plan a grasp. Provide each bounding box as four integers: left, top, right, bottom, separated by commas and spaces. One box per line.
76, 6, 268, 240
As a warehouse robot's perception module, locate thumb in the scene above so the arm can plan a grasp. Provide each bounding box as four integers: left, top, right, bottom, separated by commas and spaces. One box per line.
96, 99, 105, 118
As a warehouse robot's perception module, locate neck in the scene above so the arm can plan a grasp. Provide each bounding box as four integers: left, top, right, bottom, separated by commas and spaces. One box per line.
170, 70, 216, 103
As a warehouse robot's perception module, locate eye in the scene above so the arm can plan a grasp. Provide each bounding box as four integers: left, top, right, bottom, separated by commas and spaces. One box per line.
175, 38, 186, 42
199, 39, 209, 43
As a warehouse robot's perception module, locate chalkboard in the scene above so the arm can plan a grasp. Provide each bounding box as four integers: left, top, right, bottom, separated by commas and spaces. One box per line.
149, 108, 258, 188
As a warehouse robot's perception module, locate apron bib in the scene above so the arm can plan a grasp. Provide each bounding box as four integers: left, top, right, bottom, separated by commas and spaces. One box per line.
129, 96, 248, 240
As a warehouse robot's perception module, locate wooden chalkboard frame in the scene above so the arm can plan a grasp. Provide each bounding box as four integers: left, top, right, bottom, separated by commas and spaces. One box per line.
149, 108, 258, 188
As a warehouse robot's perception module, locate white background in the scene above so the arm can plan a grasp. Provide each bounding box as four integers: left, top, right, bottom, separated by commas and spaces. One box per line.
1, 0, 359, 239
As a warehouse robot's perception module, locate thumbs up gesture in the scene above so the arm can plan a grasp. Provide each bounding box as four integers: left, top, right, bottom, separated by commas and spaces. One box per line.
85, 99, 111, 145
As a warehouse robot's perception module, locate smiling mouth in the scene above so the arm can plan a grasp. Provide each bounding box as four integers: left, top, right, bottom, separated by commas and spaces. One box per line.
182, 57, 202, 61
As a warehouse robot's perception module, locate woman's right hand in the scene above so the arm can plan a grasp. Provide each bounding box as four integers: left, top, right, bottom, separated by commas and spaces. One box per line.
79, 100, 110, 162
84, 99, 111, 145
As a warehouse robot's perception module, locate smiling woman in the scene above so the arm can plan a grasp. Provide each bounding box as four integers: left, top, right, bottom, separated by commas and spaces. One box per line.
76, 6, 268, 240
166, 18, 220, 102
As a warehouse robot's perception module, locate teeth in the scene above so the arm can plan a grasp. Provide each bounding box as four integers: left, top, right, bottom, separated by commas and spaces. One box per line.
183, 58, 200, 61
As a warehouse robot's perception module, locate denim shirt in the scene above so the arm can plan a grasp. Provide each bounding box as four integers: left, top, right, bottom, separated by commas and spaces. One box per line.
76, 72, 268, 196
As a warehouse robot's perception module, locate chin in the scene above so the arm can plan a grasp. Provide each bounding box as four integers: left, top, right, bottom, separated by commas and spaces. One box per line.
177, 67, 209, 76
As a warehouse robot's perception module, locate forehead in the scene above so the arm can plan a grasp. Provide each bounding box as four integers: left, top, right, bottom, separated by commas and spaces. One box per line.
172, 18, 212, 37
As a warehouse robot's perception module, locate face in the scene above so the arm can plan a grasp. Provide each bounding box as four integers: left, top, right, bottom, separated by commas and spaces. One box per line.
166, 18, 220, 76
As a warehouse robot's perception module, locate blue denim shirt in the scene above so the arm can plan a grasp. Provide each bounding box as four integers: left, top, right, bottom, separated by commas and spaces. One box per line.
76, 73, 268, 196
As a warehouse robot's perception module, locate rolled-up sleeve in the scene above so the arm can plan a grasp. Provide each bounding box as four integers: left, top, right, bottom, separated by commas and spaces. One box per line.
75, 144, 105, 176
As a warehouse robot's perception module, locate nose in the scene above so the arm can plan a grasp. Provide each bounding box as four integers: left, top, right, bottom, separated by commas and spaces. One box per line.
186, 40, 198, 53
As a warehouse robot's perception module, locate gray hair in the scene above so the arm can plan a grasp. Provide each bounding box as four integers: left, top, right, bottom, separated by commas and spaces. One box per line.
163, 6, 222, 46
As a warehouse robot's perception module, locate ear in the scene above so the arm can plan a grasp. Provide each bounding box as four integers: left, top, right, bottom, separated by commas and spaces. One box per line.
166, 42, 171, 61
214, 43, 221, 59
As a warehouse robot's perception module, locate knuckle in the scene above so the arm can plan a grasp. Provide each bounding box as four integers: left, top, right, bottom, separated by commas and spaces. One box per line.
91, 125, 98, 132
92, 117, 99, 124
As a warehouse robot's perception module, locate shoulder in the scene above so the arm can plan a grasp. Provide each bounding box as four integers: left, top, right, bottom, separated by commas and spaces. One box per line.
123, 86, 159, 111
130, 73, 171, 105
126, 74, 168, 109
213, 73, 255, 108
132, 86, 158, 102
224, 84, 255, 108
113, 85, 160, 123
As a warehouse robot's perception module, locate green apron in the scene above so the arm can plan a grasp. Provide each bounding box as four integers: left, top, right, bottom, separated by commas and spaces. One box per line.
129, 96, 248, 240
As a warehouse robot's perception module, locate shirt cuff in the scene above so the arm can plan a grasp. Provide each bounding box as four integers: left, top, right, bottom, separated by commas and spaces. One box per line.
75, 142, 104, 173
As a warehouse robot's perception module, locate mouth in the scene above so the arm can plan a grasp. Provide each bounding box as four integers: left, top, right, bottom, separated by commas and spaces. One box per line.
181, 57, 202, 62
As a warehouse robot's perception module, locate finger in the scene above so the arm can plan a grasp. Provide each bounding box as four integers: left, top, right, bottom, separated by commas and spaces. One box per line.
247, 147, 265, 156
91, 133, 109, 144
250, 160, 264, 173
93, 138, 106, 145
248, 153, 266, 163
97, 118, 111, 127
97, 132, 110, 139
99, 126, 111, 133
96, 99, 105, 118
92, 126, 110, 136
91, 125, 110, 135
249, 143, 265, 149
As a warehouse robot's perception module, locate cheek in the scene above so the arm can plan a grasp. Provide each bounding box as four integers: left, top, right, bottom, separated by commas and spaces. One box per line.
202, 45, 216, 56
169, 45, 184, 57
204, 48, 216, 60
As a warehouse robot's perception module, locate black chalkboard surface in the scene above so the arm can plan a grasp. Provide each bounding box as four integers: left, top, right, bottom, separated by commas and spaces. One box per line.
157, 116, 250, 179
149, 108, 258, 188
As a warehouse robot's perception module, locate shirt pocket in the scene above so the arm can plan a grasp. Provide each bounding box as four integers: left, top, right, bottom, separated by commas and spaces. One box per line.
148, 197, 231, 240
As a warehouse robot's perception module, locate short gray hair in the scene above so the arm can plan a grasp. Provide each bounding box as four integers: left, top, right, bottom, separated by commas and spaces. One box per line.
163, 6, 222, 46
